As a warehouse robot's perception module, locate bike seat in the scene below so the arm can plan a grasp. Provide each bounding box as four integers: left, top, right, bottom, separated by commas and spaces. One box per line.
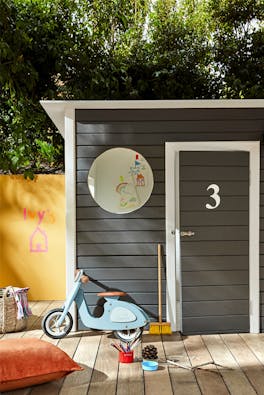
97, 291, 126, 297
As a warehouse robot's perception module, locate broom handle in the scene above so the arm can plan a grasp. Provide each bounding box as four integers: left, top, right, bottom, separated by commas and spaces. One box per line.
158, 244, 162, 323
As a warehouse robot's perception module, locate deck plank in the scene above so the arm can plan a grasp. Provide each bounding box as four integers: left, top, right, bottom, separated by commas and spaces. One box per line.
116, 337, 144, 395
184, 335, 230, 395
116, 356, 144, 395
60, 332, 102, 395
142, 334, 173, 395
221, 334, 264, 394
3, 301, 264, 395
3, 388, 32, 395
88, 333, 118, 395
162, 332, 201, 395
202, 334, 256, 395
240, 333, 264, 364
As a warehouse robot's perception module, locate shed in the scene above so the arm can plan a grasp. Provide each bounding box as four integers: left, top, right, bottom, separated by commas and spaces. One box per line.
41, 99, 264, 335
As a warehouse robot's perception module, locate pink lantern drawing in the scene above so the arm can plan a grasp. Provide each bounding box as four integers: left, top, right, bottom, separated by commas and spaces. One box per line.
30, 226, 48, 253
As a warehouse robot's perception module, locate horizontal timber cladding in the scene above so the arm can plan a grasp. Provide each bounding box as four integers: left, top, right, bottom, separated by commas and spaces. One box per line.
75, 107, 264, 331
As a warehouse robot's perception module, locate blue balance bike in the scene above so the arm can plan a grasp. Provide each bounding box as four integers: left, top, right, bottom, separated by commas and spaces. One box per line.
42, 270, 150, 342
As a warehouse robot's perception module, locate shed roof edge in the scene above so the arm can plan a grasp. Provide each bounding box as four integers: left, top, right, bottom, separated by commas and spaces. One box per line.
40, 99, 264, 138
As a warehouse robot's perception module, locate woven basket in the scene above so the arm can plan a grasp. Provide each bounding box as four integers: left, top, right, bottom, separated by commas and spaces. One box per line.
0, 287, 27, 333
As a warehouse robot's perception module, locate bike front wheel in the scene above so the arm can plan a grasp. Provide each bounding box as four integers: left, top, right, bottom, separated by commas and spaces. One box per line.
114, 327, 143, 343
42, 308, 73, 339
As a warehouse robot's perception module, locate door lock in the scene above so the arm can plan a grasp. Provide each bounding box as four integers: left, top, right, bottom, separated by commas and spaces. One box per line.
180, 231, 195, 237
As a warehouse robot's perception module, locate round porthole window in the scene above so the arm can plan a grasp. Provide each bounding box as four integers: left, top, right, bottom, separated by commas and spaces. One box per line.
87, 148, 154, 214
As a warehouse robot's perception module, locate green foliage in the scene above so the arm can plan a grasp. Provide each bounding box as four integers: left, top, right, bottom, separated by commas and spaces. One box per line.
0, 0, 66, 176
0, 0, 263, 176
141, 0, 214, 99
0, 92, 64, 178
207, 0, 264, 98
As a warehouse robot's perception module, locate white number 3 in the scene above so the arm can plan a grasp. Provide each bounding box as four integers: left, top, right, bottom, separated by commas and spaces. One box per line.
206, 184, 220, 210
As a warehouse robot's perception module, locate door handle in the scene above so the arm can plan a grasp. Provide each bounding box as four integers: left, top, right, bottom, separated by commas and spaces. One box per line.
180, 231, 195, 237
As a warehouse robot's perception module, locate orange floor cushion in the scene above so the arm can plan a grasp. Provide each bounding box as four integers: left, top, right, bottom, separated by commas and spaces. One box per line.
0, 338, 83, 392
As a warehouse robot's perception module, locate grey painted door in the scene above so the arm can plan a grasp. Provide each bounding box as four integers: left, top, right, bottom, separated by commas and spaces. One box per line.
180, 151, 249, 334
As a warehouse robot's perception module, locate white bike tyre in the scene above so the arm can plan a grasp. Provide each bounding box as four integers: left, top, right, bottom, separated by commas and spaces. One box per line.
42, 308, 73, 339
114, 327, 143, 343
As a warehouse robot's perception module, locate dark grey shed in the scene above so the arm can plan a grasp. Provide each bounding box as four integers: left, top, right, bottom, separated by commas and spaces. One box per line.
41, 99, 264, 335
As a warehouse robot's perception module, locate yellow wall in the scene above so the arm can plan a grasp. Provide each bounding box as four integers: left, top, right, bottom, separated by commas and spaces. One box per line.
0, 175, 65, 300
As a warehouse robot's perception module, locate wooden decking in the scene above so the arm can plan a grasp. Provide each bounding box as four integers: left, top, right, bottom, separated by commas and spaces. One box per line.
2, 301, 264, 394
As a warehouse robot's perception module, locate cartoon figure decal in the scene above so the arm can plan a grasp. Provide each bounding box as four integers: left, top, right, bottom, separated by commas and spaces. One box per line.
136, 173, 145, 186
116, 153, 147, 209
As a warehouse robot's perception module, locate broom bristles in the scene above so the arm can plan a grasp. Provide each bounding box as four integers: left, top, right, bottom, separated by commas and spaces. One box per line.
149, 322, 172, 335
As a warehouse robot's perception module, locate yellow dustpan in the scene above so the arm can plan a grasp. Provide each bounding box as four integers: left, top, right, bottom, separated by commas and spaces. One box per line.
149, 244, 172, 335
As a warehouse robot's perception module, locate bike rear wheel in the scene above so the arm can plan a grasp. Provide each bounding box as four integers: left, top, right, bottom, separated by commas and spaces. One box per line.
42, 308, 73, 339
114, 327, 143, 343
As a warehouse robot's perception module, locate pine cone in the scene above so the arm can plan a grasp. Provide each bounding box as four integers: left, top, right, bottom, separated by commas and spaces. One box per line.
142, 344, 158, 360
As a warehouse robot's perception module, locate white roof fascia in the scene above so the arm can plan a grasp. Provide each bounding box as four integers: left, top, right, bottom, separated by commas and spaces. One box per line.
40, 99, 264, 138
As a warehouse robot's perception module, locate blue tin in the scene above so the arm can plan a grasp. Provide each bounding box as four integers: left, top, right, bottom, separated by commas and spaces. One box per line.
142, 361, 158, 371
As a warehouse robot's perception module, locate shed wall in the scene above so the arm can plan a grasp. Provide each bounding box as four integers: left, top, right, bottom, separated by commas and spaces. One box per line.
75, 108, 264, 331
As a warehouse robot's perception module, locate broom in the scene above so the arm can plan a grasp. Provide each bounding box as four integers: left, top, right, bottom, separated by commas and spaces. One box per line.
149, 244, 172, 335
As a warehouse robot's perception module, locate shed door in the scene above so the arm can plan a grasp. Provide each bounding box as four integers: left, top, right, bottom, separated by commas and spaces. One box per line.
180, 151, 249, 334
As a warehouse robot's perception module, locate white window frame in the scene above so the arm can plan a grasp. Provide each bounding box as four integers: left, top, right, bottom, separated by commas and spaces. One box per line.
165, 141, 260, 333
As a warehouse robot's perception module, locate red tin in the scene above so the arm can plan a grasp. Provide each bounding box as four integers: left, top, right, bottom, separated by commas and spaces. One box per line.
119, 351, 134, 363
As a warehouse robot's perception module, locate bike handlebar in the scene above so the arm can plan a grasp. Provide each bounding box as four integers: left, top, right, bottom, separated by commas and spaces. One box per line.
74, 269, 89, 283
